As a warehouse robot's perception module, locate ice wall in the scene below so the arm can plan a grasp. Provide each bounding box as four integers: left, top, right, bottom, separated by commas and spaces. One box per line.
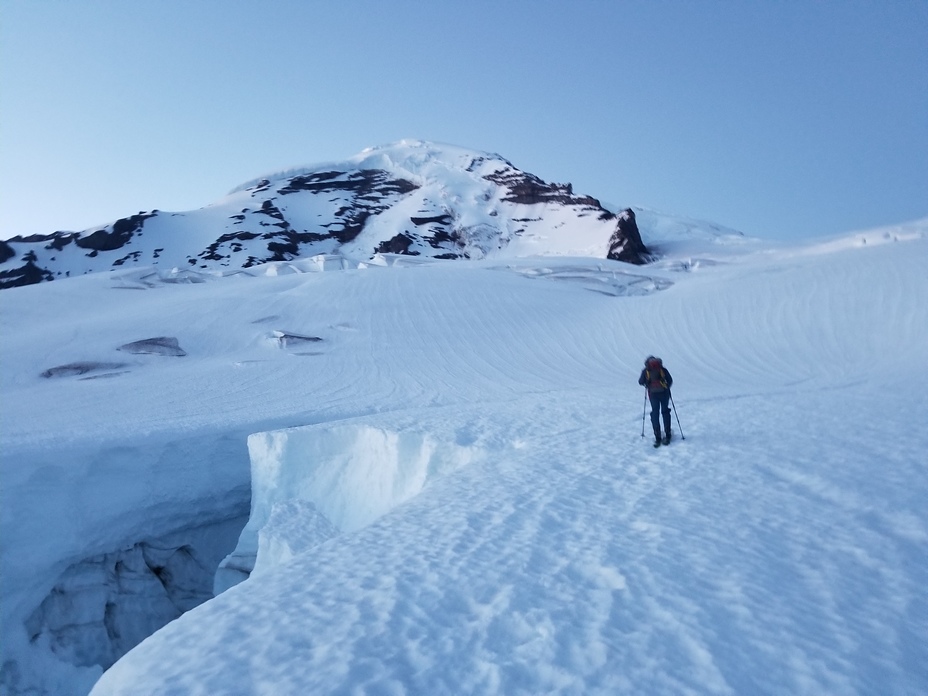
0, 432, 251, 696
216, 421, 483, 593
26, 518, 244, 667
1, 515, 246, 696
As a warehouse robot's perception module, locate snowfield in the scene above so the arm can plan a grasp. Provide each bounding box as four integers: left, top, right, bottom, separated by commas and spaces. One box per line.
1, 218, 926, 695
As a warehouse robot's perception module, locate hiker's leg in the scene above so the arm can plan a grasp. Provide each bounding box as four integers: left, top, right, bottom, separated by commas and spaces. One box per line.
649, 393, 662, 434
661, 393, 672, 434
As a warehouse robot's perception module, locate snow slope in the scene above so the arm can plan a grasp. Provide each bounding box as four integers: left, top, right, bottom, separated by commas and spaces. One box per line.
1, 218, 927, 695
0, 140, 649, 290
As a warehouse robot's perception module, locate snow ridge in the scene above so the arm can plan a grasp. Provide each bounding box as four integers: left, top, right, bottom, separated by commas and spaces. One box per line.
0, 140, 651, 290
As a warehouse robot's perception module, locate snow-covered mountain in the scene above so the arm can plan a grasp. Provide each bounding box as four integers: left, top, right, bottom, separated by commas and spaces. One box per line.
1, 154, 926, 696
0, 141, 653, 289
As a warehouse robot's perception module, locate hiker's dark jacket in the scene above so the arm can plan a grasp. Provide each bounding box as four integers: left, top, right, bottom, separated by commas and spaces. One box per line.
639, 365, 673, 393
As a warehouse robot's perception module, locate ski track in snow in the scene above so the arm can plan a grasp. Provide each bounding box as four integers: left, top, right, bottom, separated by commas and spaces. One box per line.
2, 230, 927, 695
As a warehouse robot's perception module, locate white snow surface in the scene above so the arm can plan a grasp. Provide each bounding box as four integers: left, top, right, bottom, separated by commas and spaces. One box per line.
1, 217, 927, 695
3, 140, 634, 288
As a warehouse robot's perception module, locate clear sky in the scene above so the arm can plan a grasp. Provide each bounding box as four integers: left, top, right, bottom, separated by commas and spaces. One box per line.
1, 0, 926, 242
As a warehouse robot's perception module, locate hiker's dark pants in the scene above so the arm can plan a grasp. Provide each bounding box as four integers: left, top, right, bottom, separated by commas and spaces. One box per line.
649, 390, 672, 435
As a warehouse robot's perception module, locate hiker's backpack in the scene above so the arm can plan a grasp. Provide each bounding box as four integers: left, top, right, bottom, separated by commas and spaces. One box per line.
645, 357, 668, 391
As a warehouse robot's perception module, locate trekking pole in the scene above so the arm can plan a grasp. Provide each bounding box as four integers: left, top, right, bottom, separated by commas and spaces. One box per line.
640, 390, 647, 438
669, 393, 685, 440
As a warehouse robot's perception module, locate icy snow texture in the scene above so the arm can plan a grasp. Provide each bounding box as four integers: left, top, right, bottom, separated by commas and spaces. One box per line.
1, 216, 926, 695
25, 519, 244, 671
216, 422, 482, 592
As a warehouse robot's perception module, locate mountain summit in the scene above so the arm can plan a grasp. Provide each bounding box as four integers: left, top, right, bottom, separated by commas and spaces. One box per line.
0, 141, 650, 289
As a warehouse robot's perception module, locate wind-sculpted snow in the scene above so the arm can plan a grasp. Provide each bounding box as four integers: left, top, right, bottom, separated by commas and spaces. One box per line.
41, 362, 130, 380
1, 222, 927, 695
118, 336, 187, 356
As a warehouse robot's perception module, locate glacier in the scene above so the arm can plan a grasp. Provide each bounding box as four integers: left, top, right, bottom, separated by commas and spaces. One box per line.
1, 207, 927, 695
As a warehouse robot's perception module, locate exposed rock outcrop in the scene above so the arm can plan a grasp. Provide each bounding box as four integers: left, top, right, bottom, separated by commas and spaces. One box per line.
0, 141, 655, 289
607, 208, 651, 264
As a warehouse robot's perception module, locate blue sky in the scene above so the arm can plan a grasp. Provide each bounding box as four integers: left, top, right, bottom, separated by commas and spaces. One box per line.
1, 0, 925, 241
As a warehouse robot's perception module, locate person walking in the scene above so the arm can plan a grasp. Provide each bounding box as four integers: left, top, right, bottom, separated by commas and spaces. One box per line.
639, 356, 673, 447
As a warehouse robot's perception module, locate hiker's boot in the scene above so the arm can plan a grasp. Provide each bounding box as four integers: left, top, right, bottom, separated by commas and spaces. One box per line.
662, 430, 672, 446
653, 430, 662, 448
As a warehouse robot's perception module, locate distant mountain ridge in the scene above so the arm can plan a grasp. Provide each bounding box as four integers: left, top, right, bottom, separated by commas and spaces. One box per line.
0, 140, 654, 289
